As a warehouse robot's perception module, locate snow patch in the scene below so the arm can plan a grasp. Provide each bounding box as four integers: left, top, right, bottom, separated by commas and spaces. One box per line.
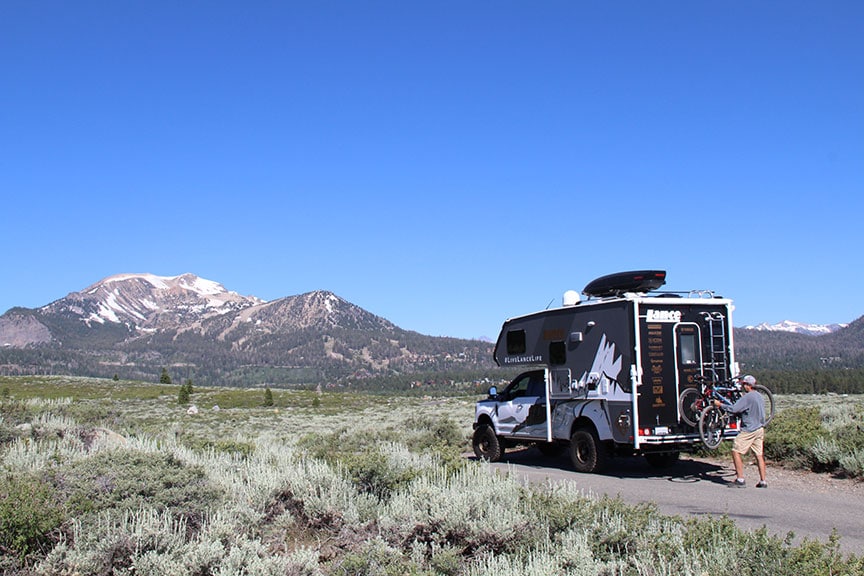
104, 273, 170, 290
324, 293, 339, 314
97, 302, 121, 324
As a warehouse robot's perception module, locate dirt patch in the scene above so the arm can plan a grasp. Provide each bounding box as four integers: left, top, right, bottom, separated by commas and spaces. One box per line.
691, 453, 864, 496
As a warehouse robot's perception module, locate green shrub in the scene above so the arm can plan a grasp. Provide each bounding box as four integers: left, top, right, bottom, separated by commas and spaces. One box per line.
765, 406, 828, 467
178, 384, 190, 405
329, 537, 423, 576
342, 450, 419, 501
403, 415, 465, 451
54, 449, 222, 530
783, 531, 864, 576
0, 398, 28, 425
0, 420, 16, 446
0, 471, 65, 557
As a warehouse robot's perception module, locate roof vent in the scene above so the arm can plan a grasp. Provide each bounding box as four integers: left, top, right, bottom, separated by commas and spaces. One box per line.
563, 290, 581, 306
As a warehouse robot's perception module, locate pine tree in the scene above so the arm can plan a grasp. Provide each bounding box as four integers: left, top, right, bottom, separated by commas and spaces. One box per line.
160, 368, 172, 385
178, 384, 190, 405
263, 387, 274, 407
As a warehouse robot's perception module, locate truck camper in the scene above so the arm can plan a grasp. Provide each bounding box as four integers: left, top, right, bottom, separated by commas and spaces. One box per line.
472, 270, 741, 473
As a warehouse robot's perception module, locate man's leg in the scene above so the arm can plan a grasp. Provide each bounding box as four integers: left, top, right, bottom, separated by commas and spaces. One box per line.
732, 450, 744, 479
756, 453, 766, 481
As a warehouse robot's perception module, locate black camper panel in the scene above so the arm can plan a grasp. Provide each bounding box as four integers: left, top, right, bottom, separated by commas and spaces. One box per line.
635, 300, 733, 431
494, 300, 635, 397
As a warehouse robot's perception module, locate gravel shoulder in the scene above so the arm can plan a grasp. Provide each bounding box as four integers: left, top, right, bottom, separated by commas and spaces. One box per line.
695, 453, 863, 497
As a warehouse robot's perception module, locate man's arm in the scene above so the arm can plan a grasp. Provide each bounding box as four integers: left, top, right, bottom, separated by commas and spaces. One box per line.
722, 393, 751, 415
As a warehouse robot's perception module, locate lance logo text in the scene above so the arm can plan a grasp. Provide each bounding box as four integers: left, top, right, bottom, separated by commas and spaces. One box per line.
646, 309, 682, 323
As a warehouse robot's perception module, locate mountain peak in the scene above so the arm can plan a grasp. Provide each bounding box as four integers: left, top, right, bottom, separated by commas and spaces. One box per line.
741, 319, 848, 336
96, 273, 233, 297
44, 272, 263, 329
253, 290, 394, 332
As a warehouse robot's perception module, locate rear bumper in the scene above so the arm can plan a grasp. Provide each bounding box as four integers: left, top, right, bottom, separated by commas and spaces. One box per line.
637, 429, 739, 446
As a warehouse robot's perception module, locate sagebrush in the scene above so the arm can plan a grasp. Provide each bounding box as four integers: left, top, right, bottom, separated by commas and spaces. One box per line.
1, 376, 862, 575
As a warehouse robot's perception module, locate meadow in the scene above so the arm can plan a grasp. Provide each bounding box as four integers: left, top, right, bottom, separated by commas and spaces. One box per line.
1, 376, 863, 575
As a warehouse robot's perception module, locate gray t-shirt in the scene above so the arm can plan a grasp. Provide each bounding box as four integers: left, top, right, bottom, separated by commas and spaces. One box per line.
723, 389, 765, 432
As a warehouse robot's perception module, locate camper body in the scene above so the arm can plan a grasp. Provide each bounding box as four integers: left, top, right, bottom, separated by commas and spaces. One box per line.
472, 271, 739, 473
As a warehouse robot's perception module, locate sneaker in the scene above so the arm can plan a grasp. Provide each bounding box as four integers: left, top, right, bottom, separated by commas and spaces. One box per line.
728, 478, 746, 488
756, 481, 768, 488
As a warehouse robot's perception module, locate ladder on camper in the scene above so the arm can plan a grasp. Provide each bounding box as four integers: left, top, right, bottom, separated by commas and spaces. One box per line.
702, 312, 729, 381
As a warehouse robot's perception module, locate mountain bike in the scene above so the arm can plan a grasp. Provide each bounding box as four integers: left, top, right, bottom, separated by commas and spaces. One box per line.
678, 374, 775, 449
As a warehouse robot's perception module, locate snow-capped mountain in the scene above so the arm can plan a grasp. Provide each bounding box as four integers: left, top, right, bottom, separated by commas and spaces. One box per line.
741, 320, 848, 336
40, 273, 264, 330
0, 273, 493, 385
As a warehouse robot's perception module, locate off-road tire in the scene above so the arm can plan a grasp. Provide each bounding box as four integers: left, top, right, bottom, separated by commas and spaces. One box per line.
678, 387, 703, 427
569, 428, 606, 473
753, 384, 775, 426
698, 406, 726, 449
472, 424, 503, 462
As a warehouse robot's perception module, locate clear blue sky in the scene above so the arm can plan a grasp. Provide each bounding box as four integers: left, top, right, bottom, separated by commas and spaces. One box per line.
2, 1, 862, 339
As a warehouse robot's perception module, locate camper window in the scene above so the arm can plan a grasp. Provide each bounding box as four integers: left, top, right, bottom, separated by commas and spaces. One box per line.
549, 341, 566, 365
679, 333, 698, 365
506, 330, 527, 355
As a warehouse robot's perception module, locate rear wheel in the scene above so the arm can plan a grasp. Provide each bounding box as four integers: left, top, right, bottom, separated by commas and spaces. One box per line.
472, 424, 503, 462
678, 387, 703, 427
753, 384, 775, 426
699, 406, 726, 449
569, 428, 606, 473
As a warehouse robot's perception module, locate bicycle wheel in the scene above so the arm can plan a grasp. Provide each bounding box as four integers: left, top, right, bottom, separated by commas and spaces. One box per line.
753, 384, 775, 426
699, 406, 726, 449
678, 387, 703, 428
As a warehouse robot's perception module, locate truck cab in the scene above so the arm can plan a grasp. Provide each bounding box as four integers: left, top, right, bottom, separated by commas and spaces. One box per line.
477, 369, 547, 437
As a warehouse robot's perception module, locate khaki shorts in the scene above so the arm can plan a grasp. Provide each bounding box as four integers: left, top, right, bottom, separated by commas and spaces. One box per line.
732, 427, 764, 456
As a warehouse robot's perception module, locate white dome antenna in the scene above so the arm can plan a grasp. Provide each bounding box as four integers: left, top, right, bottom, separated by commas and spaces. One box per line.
563, 290, 581, 306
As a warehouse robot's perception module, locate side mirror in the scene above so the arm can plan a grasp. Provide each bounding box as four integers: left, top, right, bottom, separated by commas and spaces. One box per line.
487, 386, 498, 398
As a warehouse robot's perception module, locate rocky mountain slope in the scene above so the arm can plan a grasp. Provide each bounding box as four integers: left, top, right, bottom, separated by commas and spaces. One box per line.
735, 315, 864, 370
0, 273, 495, 386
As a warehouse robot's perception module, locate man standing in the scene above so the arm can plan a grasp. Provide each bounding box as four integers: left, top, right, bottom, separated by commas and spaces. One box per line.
715, 374, 767, 488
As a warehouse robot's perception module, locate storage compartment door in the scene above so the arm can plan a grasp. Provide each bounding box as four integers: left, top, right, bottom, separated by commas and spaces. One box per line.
638, 317, 680, 427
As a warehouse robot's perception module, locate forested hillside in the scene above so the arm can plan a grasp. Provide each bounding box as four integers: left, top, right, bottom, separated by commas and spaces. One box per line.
736, 315, 864, 393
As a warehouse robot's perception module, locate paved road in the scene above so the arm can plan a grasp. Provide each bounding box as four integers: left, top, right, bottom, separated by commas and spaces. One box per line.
484, 449, 864, 556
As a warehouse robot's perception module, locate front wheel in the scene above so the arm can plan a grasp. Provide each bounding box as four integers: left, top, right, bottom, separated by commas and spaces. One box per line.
699, 406, 727, 449
753, 384, 775, 426
569, 428, 606, 473
472, 424, 503, 462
